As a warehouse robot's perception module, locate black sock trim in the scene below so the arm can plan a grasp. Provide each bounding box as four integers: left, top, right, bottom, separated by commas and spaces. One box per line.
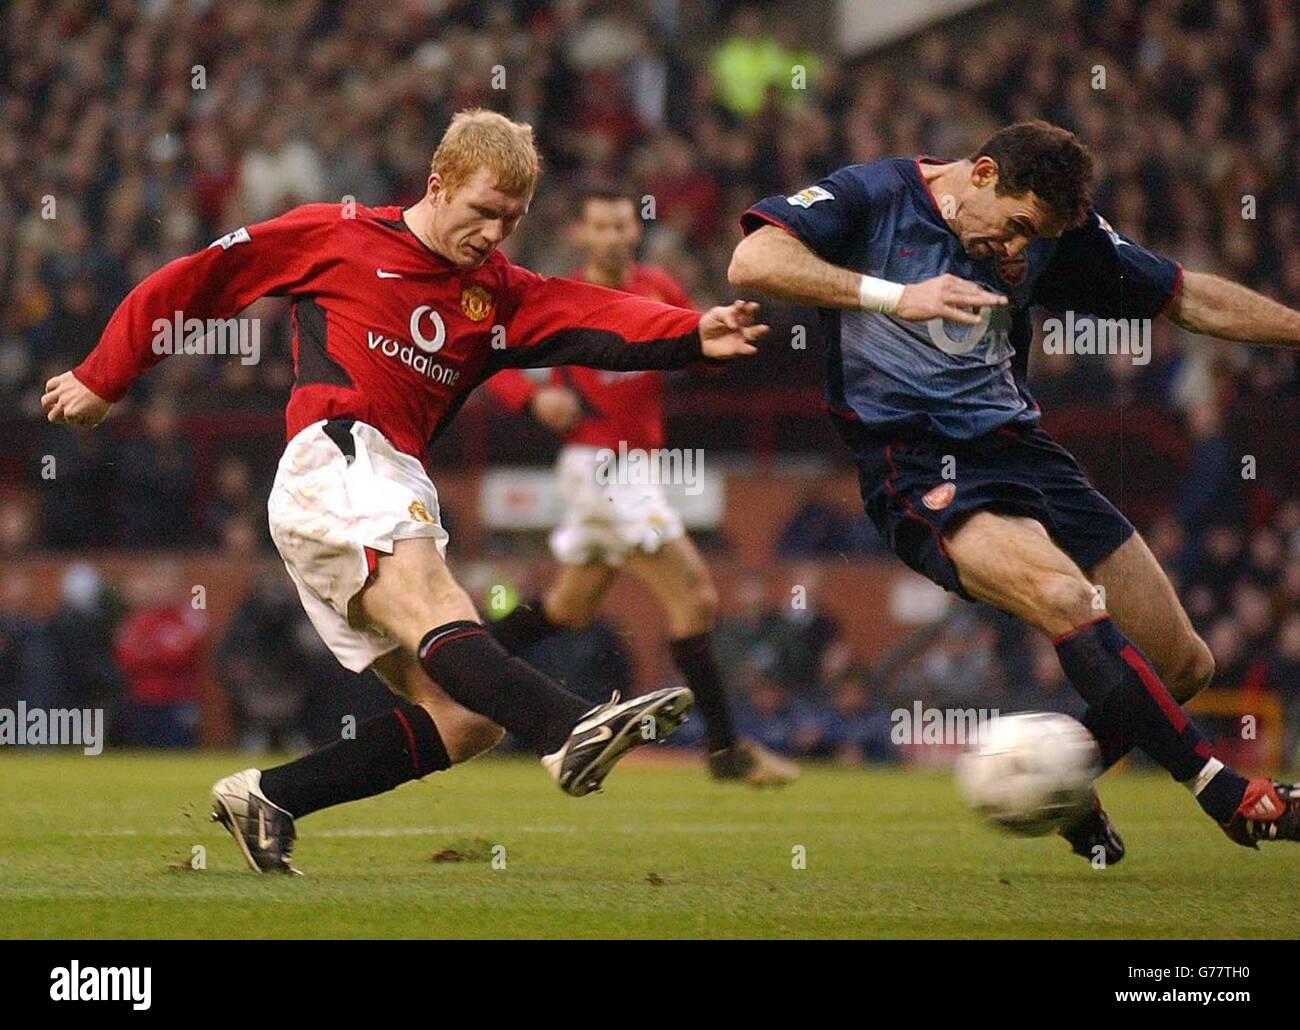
419, 620, 487, 662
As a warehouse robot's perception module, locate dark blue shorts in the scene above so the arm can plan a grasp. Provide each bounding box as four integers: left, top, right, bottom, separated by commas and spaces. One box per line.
834, 417, 1134, 602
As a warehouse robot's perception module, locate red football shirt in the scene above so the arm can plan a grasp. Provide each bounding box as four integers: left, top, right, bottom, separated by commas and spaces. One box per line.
74, 204, 707, 460
484, 264, 694, 450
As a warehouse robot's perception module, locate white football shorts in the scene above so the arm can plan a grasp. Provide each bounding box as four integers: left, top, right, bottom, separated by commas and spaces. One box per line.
549, 445, 685, 567
267, 419, 448, 672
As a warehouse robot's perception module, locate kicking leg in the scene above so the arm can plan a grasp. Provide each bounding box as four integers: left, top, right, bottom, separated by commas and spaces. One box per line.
943, 511, 1253, 834
1090, 530, 1215, 704
358, 537, 692, 795
625, 537, 798, 785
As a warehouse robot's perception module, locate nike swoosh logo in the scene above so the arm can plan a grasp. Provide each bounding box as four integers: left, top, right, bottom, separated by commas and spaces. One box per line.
579, 725, 614, 749
376, 269, 402, 279
257, 808, 273, 851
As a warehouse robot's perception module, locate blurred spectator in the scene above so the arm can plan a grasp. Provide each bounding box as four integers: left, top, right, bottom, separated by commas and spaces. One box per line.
201, 455, 272, 552
115, 396, 197, 548
217, 567, 312, 752
733, 673, 819, 755
776, 483, 883, 558
47, 564, 126, 734
0, 491, 40, 554
0, 570, 62, 710
113, 560, 207, 747
36, 425, 119, 549
798, 670, 898, 764
1267, 614, 1300, 768
714, 569, 847, 699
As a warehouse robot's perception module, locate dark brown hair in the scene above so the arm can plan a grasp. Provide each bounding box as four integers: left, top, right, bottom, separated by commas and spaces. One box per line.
970, 121, 1094, 226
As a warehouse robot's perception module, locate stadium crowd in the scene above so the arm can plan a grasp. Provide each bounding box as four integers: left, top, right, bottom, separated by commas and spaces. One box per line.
1, 0, 1298, 763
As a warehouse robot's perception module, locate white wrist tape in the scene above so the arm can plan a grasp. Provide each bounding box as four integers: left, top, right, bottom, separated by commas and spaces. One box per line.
857, 274, 905, 315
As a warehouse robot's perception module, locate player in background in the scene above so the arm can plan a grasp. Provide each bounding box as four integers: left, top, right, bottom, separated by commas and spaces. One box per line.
729, 120, 1300, 861
42, 110, 773, 874
485, 190, 798, 786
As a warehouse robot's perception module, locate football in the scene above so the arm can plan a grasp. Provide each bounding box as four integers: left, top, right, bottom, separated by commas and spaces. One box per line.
955, 712, 1102, 836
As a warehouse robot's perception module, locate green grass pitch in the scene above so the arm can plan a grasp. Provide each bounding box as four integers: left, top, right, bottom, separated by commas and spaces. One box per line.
1, 751, 1296, 939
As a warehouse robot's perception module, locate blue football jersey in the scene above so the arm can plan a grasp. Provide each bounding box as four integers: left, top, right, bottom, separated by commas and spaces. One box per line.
741, 158, 1181, 438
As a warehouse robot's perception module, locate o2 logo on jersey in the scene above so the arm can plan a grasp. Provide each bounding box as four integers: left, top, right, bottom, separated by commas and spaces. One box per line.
925, 305, 1013, 361
409, 305, 447, 353
926, 305, 994, 355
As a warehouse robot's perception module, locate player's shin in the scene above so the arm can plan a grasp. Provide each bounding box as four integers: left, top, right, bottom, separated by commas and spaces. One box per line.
418, 620, 591, 755
1054, 616, 1248, 822
258, 701, 450, 819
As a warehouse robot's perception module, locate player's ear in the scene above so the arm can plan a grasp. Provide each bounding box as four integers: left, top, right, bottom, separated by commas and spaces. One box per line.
428, 172, 445, 202
970, 156, 999, 189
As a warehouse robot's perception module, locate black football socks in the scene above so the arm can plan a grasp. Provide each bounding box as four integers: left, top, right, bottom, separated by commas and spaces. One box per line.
492, 600, 737, 754
419, 620, 591, 755
259, 702, 450, 819
1055, 616, 1247, 823
669, 632, 736, 753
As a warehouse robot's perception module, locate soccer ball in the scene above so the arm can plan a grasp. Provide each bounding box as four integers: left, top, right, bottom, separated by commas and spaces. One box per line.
954, 712, 1101, 836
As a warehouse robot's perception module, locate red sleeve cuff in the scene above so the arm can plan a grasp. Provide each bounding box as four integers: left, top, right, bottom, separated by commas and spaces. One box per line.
71, 363, 125, 404
739, 207, 799, 238
1157, 263, 1185, 316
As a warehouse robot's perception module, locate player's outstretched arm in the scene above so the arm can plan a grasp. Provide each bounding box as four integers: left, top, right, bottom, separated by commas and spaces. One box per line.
45, 205, 340, 427
1166, 270, 1300, 348
497, 269, 768, 372
729, 225, 1006, 326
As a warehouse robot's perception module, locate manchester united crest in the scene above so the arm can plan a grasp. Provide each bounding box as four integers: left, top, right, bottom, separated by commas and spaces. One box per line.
460, 284, 493, 321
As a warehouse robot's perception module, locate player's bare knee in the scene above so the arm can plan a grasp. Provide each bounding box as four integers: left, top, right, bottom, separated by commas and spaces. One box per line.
1034, 573, 1097, 635
1169, 636, 1215, 703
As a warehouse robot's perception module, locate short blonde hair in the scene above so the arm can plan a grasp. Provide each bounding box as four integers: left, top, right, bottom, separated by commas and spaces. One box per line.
431, 109, 540, 197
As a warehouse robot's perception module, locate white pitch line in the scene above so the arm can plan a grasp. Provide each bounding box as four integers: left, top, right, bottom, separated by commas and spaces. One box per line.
58, 821, 786, 839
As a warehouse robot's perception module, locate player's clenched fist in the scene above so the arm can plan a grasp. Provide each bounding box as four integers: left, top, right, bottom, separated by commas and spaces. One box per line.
41, 371, 112, 428
896, 273, 1008, 326
698, 300, 769, 358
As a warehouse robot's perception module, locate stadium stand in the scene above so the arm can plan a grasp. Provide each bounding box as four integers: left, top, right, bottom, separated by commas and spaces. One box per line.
1, 0, 1297, 766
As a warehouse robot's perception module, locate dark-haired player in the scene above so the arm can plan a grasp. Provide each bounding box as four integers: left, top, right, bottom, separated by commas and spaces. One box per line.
486, 190, 798, 786
729, 120, 1300, 861
43, 109, 771, 874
